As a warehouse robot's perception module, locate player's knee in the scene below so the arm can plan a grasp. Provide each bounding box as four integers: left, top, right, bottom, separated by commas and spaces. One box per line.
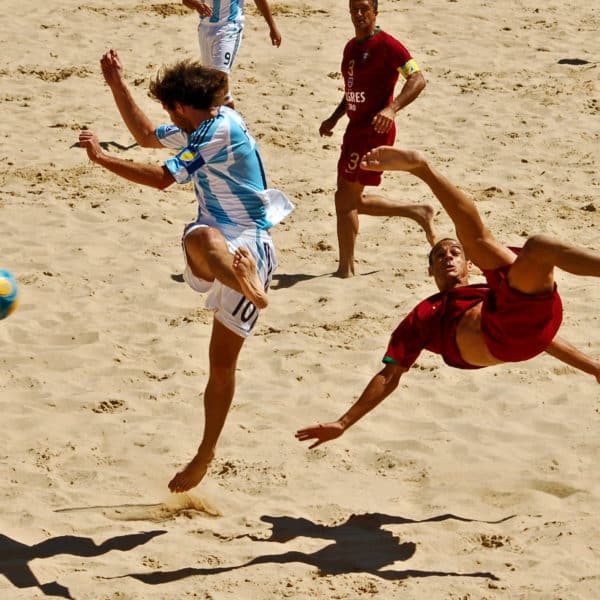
334, 189, 357, 213
522, 234, 561, 259
185, 227, 222, 256
209, 362, 238, 381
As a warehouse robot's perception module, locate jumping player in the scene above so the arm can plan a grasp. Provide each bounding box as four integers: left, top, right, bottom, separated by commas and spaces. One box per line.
79, 50, 294, 491
296, 146, 600, 449
182, 0, 282, 107
319, 0, 435, 277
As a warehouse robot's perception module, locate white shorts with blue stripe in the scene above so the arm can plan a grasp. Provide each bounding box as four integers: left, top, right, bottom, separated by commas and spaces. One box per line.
181, 221, 277, 338
197, 20, 244, 74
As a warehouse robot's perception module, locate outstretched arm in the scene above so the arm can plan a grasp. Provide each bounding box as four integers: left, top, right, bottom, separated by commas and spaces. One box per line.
295, 363, 407, 448
79, 131, 174, 189
372, 71, 426, 134
545, 336, 600, 383
253, 0, 282, 47
100, 49, 163, 149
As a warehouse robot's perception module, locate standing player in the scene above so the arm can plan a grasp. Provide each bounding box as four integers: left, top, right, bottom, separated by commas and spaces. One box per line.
320, 0, 435, 277
182, 0, 282, 107
79, 50, 294, 492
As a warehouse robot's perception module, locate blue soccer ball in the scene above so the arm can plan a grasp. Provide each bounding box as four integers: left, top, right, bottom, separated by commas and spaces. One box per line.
0, 269, 18, 320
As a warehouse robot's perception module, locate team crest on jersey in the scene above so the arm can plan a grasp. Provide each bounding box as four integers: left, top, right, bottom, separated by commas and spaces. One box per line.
348, 76, 354, 88
362, 52, 369, 61
181, 150, 196, 162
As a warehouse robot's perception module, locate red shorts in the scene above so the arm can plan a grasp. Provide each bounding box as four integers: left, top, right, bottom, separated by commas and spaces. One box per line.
337, 120, 396, 186
481, 265, 563, 362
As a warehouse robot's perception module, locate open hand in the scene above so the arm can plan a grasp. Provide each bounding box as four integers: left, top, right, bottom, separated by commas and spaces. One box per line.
295, 421, 345, 449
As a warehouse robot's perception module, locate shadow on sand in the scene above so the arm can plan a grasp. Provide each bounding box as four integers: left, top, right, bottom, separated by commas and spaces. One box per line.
0, 529, 166, 599
112, 511, 512, 586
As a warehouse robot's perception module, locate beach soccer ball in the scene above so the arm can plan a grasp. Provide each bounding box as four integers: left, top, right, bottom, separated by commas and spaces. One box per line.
0, 269, 18, 320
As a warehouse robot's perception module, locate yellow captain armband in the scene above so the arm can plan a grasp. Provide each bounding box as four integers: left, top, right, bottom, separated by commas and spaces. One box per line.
398, 58, 420, 79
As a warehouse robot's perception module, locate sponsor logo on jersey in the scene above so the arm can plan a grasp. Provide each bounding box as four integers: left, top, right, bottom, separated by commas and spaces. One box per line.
345, 90, 366, 103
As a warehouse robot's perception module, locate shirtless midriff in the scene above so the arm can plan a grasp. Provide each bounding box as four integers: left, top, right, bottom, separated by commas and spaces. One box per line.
455, 302, 505, 367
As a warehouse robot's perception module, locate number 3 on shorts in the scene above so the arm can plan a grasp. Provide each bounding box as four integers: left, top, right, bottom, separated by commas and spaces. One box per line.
347, 152, 360, 172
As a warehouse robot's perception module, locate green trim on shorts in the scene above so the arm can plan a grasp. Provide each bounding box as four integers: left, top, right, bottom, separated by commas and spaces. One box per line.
382, 356, 397, 365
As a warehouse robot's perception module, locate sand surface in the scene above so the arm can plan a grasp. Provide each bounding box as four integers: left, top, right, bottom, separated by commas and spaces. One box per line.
0, 0, 599, 598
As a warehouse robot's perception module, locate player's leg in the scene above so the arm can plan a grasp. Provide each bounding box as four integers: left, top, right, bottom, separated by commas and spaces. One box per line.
211, 22, 243, 107
168, 318, 245, 493
357, 193, 437, 246
353, 128, 435, 246
361, 147, 514, 271
197, 22, 214, 67
184, 225, 268, 308
334, 176, 362, 278
508, 234, 600, 294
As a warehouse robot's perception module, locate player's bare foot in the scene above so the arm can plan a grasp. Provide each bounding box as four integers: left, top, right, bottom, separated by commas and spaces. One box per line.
232, 247, 268, 309
333, 262, 356, 278
168, 450, 215, 493
333, 270, 355, 278
361, 146, 426, 172
413, 204, 437, 247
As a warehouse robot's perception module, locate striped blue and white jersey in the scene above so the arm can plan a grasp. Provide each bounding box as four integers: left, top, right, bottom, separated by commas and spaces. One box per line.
200, 0, 245, 26
157, 107, 294, 231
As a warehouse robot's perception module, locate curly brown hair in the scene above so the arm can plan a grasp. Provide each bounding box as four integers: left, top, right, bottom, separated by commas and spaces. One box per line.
149, 60, 228, 110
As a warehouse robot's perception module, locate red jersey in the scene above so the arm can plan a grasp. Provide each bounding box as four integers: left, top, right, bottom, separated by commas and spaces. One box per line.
342, 29, 417, 126
384, 285, 490, 370
384, 265, 563, 370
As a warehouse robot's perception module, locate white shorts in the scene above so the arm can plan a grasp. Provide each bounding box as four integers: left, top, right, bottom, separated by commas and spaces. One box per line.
181, 222, 277, 338
197, 21, 244, 75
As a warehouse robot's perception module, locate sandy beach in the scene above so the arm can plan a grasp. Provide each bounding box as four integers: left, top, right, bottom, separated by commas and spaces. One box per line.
1, 0, 599, 598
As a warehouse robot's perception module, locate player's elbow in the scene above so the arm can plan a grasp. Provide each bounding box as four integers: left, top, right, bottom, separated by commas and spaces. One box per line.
379, 363, 405, 390
136, 133, 160, 149
415, 71, 427, 93
156, 178, 173, 191
156, 169, 175, 190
